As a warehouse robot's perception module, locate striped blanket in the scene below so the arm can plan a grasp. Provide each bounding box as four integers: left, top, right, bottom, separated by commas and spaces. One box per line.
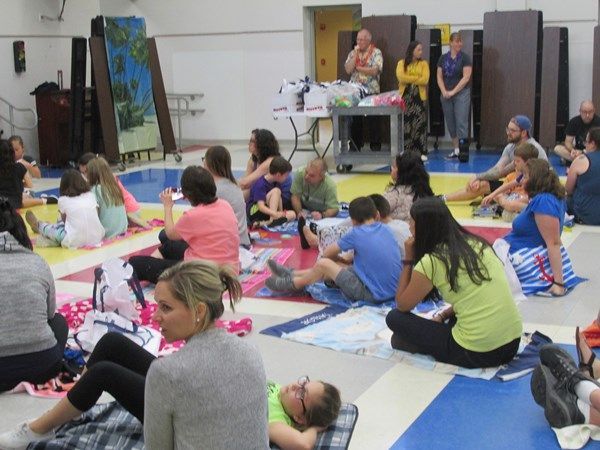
238, 247, 294, 293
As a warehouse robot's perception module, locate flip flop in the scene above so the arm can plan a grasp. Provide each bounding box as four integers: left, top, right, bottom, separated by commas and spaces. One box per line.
535, 286, 573, 298
576, 326, 596, 378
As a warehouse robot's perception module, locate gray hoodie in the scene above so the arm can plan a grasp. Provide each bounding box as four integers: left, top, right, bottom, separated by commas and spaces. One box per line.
0, 231, 57, 357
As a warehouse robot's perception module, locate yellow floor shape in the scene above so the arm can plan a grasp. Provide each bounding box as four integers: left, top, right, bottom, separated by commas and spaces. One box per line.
336, 173, 476, 219
22, 206, 180, 265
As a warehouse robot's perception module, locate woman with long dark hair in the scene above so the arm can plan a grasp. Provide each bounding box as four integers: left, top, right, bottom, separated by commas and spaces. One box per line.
239, 129, 282, 200
383, 151, 434, 221
0, 197, 68, 392
386, 197, 522, 368
396, 41, 430, 159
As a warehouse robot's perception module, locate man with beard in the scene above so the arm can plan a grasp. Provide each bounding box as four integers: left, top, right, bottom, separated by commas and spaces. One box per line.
441, 115, 547, 202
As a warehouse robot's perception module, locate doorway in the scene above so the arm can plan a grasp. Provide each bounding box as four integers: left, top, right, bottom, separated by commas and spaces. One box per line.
313, 7, 360, 82
306, 5, 361, 151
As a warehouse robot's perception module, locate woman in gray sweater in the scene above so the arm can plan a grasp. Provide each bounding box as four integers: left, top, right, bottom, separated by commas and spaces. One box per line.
0, 197, 68, 392
0, 260, 269, 450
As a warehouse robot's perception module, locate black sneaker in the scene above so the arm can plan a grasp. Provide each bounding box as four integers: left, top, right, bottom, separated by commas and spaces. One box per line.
540, 344, 600, 393
531, 364, 552, 407
297, 216, 310, 249
538, 364, 585, 428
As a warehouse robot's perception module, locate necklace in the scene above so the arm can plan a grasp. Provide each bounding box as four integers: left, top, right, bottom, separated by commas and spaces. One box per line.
355, 44, 374, 67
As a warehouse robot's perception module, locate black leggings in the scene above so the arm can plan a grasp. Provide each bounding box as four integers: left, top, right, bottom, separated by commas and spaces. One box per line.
0, 313, 69, 392
385, 309, 520, 368
129, 229, 187, 283
67, 332, 155, 422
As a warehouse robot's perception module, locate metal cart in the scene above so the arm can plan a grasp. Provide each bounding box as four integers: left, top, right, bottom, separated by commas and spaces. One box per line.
332, 105, 404, 173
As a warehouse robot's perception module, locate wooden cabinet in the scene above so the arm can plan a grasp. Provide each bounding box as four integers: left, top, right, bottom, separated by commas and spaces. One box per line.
35, 90, 71, 166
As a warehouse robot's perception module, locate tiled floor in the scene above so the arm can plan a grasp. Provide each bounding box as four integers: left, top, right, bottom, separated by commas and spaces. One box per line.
1, 139, 598, 449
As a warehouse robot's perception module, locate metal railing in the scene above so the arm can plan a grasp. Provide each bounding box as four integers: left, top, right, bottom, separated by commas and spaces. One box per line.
166, 93, 205, 150
0, 96, 37, 135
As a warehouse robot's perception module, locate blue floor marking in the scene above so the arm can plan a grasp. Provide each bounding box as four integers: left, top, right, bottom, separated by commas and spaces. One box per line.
37, 168, 245, 202
391, 345, 579, 450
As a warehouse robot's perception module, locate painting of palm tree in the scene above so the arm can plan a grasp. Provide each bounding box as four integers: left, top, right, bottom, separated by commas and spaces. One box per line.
104, 17, 158, 154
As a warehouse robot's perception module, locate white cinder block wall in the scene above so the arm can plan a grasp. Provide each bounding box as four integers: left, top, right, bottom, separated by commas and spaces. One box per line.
1, 0, 598, 157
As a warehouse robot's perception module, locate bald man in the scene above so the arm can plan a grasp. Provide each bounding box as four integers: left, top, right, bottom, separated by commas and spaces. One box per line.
344, 28, 383, 151
554, 100, 600, 164
290, 158, 339, 220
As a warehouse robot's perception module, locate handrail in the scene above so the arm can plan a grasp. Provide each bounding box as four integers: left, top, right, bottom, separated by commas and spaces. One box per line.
0, 96, 38, 135
166, 93, 205, 150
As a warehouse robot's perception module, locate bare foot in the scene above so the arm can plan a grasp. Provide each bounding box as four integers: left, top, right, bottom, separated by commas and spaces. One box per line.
25, 210, 39, 233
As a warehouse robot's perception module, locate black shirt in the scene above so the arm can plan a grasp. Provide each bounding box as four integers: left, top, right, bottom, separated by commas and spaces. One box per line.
565, 114, 600, 149
0, 163, 27, 209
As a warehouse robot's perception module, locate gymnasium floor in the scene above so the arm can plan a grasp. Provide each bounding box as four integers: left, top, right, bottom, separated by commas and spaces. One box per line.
1, 142, 598, 450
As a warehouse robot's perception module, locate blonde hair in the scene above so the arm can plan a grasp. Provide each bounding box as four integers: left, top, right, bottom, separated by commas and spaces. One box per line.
158, 260, 242, 333
86, 156, 124, 207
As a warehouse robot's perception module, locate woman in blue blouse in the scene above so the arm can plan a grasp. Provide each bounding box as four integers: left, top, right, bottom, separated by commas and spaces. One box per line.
504, 159, 582, 297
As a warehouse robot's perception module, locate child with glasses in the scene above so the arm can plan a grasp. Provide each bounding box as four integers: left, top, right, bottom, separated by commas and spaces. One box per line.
268, 375, 341, 449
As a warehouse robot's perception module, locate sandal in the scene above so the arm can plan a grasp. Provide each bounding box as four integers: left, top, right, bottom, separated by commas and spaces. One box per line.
535, 286, 573, 298
576, 326, 596, 378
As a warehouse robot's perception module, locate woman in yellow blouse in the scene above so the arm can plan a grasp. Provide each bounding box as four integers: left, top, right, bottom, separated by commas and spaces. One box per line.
396, 41, 430, 160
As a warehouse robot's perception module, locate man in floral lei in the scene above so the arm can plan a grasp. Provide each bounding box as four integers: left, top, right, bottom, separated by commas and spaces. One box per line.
344, 28, 384, 151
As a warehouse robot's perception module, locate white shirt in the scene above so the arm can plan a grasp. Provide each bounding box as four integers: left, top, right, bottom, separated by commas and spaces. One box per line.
58, 191, 105, 248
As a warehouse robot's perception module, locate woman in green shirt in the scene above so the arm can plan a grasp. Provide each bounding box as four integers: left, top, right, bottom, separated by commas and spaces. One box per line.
268, 376, 341, 449
386, 197, 522, 368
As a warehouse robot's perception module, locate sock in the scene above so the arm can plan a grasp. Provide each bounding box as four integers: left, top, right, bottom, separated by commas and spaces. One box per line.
575, 380, 598, 405
42, 198, 47, 205
577, 398, 591, 423
454, 148, 460, 155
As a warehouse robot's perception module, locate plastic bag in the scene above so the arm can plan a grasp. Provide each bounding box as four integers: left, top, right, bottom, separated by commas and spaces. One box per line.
358, 91, 406, 109
93, 257, 146, 321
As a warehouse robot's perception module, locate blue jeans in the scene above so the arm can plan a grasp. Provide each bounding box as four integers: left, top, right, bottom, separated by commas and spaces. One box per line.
440, 87, 471, 139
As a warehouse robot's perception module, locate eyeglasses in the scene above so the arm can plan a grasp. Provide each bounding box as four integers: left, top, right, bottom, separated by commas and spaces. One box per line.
506, 127, 521, 134
295, 375, 310, 415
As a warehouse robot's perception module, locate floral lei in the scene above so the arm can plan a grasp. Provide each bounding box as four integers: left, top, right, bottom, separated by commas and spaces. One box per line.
355, 44, 375, 67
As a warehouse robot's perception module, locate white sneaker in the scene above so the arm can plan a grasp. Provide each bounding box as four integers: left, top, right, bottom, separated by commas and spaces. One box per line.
421, 154, 428, 162
0, 423, 54, 450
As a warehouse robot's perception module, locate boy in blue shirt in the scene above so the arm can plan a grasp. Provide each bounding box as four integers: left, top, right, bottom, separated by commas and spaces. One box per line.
247, 156, 295, 226
267, 196, 402, 302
